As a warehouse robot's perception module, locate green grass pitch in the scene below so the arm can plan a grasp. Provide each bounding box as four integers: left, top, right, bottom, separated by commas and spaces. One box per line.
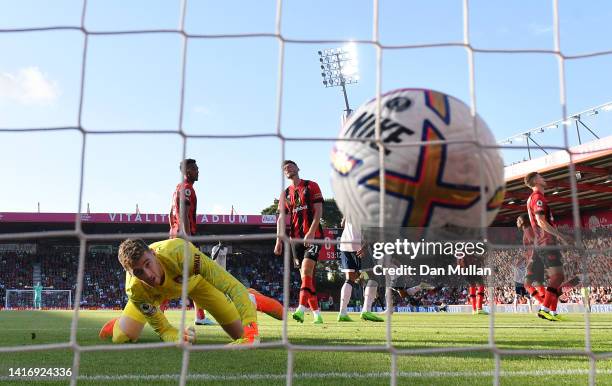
0, 310, 611, 385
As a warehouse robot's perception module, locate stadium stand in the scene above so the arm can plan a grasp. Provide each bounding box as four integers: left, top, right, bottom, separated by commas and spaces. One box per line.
1, 226, 609, 310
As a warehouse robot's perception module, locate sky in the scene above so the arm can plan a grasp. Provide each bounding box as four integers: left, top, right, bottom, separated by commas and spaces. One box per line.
0, 0, 611, 215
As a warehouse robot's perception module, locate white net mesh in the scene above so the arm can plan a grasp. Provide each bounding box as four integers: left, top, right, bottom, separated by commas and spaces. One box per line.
0, 0, 610, 385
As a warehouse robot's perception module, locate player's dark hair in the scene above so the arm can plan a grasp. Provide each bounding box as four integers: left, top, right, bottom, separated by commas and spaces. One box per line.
180, 158, 197, 173
518, 214, 530, 227
524, 172, 539, 188
282, 160, 297, 169
118, 239, 149, 271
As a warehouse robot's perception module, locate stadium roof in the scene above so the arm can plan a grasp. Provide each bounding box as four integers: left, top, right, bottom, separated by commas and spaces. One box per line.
495, 135, 612, 225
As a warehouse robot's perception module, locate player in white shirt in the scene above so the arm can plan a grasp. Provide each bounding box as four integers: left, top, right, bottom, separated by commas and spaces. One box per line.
513, 259, 534, 313
211, 241, 228, 270
337, 218, 384, 322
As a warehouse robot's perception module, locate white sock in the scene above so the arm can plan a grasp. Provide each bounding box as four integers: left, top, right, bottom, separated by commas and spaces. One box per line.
339, 281, 353, 315
362, 282, 378, 313
296, 304, 307, 313
313, 309, 321, 318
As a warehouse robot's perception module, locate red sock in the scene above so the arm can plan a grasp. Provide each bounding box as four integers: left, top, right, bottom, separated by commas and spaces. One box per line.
303, 275, 319, 311
302, 275, 314, 292
476, 285, 486, 310
550, 287, 559, 312
298, 288, 310, 307
299, 276, 311, 307
525, 285, 544, 303
543, 287, 559, 310
196, 308, 205, 320
468, 286, 477, 311
308, 294, 319, 311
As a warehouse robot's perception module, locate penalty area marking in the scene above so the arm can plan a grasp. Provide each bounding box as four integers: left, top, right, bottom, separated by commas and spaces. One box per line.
1, 369, 610, 382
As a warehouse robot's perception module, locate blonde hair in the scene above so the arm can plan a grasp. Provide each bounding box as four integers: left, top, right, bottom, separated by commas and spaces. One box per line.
524, 172, 539, 188
118, 239, 149, 271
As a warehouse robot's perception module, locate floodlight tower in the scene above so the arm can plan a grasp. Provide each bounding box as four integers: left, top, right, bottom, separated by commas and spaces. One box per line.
318, 43, 359, 118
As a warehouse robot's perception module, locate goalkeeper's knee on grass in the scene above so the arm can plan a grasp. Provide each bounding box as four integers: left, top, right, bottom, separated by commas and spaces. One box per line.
99, 317, 135, 344
110, 319, 132, 344
230, 322, 259, 345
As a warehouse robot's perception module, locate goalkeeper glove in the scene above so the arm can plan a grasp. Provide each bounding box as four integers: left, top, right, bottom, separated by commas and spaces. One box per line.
183, 326, 197, 344
239, 322, 259, 344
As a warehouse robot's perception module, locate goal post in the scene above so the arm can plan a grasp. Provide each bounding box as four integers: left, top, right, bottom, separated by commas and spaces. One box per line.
5, 289, 72, 309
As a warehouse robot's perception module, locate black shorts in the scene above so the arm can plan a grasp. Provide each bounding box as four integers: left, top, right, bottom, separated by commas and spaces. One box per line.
339, 251, 361, 272
291, 243, 320, 265
460, 255, 485, 286
525, 253, 545, 284
515, 282, 528, 297
537, 248, 564, 269
526, 247, 563, 283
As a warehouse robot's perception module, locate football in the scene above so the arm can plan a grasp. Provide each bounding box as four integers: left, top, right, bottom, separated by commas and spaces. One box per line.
331, 88, 505, 230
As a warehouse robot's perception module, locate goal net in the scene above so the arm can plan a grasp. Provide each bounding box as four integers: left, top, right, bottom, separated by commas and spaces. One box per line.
0, 0, 610, 386
5, 289, 72, 310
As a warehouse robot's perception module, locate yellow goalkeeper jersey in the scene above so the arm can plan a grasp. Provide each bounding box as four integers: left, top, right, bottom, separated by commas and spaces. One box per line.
124, 238, 256, 341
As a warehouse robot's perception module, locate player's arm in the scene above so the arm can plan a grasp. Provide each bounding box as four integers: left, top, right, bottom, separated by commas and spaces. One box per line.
305, 203, 322, 237
535, 213, 569, 245
180, 206, 191, 236
174, 186, 193, 236
356, 240, 368, 258
274, 214, 283, 255
348, 219, 368, 258
274, 193, 289, 255
178, 195, 192, 236
129, 297, 195, 343
130, 298, 179, 342
304, 182, 324, 244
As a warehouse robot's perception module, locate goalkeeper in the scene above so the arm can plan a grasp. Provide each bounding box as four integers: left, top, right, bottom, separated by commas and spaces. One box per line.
100, 238, 259, 344
24, 282, 45, 309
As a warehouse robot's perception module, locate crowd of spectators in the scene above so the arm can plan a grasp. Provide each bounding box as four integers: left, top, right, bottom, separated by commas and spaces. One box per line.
1, 244, 292, 309
490, 227, 611, 287
1, 229, 610, 309
563, 287, 612, 305
226, 253, 289, 303
0, 250, 34, 304
388, 228, 611, 309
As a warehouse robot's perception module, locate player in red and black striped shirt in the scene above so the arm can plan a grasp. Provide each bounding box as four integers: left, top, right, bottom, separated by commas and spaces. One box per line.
169, 159, 199, 238
168, 159, 214, 325
274, 160, 324, 324
525, 172, 570, 321
517, 213, 544, 308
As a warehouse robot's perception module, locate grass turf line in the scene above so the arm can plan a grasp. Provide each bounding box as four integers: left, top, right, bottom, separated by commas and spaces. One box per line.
0, 310, 610, 385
